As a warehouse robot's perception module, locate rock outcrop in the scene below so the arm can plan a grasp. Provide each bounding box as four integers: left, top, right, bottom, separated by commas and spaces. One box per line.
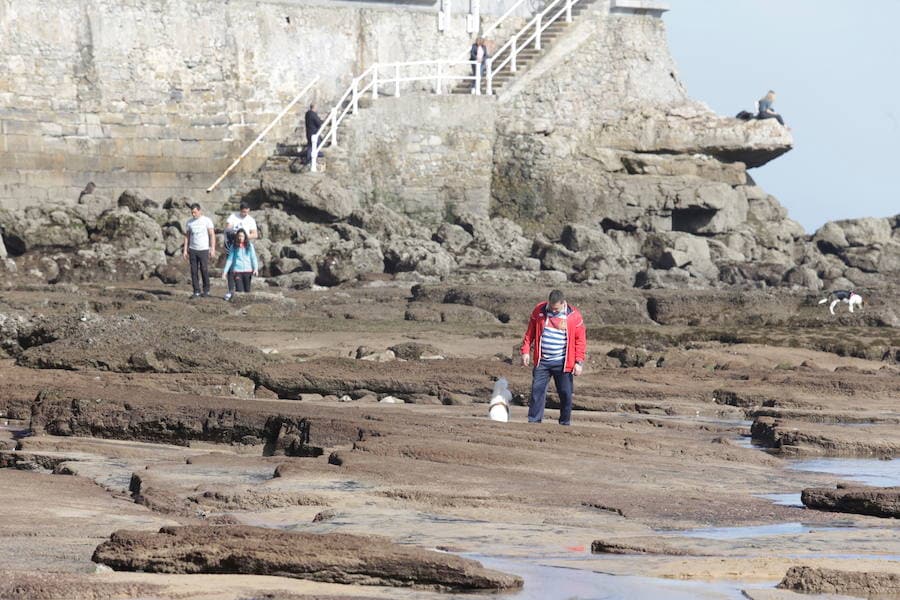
92, 525, 523, 591
801, 485, 900, 518
778, 565, 900, 598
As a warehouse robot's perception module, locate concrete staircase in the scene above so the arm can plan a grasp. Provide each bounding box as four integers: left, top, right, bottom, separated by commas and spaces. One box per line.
261, 0, 600, 173
451, 0, 598, 95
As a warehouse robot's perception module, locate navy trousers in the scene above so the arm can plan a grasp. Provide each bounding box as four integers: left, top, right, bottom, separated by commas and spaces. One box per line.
528, 360, 574, 425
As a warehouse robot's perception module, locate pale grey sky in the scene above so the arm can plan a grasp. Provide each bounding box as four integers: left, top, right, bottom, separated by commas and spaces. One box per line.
664, 0, 900, 233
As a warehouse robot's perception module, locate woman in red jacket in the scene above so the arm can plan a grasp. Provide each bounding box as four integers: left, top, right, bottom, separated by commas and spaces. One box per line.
520, 289, 587, 426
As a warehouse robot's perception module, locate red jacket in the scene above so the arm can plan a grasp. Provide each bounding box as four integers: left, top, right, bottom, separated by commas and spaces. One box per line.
520, 301, 586, 372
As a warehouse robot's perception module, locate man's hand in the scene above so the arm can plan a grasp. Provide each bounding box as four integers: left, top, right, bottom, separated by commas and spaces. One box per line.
573, 362, 584, 376
521, 354, 531, 367
182, 250, 188, 261
221, 272, 227, 280
210, 249, 216, 259
252, 270, 258, 277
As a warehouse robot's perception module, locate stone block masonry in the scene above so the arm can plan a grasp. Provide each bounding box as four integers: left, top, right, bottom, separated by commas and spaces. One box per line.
0, 0, 474, 209
325, 94, 496, 225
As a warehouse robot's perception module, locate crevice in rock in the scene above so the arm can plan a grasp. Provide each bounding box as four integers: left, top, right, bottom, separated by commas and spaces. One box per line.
672, 208, 716, 234
600, 218, 637, 233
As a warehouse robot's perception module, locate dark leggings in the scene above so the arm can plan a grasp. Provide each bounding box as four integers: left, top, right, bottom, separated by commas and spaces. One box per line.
233, 272, 252, 293
757, 111, 785, 126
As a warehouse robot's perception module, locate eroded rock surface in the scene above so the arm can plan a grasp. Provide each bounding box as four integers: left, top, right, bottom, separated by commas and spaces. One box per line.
801, 485, 900, 518
778, 565, 900, 598
92, 525, 523, 591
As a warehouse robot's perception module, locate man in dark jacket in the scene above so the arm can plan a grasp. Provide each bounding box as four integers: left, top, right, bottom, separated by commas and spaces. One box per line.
520, 289, 587, 426
305, 103, 323, 163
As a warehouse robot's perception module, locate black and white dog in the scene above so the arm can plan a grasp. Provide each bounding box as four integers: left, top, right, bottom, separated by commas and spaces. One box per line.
818, 290, 863, 315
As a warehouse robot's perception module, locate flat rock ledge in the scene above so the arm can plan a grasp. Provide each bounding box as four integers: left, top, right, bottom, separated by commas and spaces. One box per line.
92, 525, 523, 592
591, 538, 704, 556
778, 565, 900, 598
801, 485, 900, 518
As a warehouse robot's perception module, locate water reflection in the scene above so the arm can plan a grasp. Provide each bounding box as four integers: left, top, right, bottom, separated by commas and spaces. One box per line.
789, 458, 900, 488
458, 555, 765, 600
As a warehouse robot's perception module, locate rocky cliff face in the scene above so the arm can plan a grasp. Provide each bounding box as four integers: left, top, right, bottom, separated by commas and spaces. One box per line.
1, 2, 897, 293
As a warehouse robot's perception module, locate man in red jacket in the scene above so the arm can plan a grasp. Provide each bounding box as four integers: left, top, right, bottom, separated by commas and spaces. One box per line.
520, 289, 586, 426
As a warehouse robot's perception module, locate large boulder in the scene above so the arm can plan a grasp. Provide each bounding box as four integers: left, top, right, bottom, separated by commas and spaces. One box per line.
93, 208, 165, 251
350, 203, 431, 241
250, 172, 359, 223
0, 205, 89, 255
455, 213, 532, 268
642, 233, 717, 280
317, 241, 384, 286
383, 238, 455, 277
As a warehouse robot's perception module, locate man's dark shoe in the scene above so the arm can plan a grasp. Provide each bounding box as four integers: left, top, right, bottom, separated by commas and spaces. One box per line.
191, 292, 201, 299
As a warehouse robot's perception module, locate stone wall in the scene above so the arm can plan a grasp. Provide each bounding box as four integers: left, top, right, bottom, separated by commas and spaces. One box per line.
0, 0, 476, 210
326, 94, 496, 224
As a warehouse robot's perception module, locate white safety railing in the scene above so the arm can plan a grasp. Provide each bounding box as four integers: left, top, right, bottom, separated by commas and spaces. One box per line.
310, 61, 482, 172
486, 0, 582, 95
207, 76, 319, 192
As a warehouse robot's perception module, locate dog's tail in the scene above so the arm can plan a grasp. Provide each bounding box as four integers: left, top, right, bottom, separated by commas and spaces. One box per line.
817, 298, 829, 305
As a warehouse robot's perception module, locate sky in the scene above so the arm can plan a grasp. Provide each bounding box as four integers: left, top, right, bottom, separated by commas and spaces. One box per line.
664, 0, 900, 233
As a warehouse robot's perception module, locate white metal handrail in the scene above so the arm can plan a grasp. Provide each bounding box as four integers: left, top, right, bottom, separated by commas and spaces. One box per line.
486, 0, 581, 95
310, 60, 482, 172
206, 76, 319, 192
455, 0, 532, 64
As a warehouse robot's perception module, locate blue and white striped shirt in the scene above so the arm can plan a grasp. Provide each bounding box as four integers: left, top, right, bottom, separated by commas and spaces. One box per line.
539, 310, 567, 366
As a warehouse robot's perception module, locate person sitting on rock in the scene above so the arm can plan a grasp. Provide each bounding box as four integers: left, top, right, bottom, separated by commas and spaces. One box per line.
757, 90, 785, 126
221, 228, 258, 299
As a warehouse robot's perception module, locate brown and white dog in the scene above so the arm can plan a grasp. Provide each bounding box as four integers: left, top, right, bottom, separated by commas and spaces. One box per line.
818, 290, 863, 315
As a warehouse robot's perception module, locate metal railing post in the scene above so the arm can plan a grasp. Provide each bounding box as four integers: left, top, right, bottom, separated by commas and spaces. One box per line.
329, 109, 337, 146
475, 62, 482, 96
435, 61, 443, 94
395, 64, 401, 97
566, 0, 572, 22
372, 68, 379, 99
511, 35, 518, 72
311, 133, 319, 172
352, 78, 359, 114
536, 13, 542, 50
486, 58, 493, 95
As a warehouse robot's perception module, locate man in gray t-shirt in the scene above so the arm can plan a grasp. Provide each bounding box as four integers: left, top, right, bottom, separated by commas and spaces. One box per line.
182, 203, 216, 297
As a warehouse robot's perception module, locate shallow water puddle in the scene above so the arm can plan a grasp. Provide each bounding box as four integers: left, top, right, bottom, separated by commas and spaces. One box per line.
0, 419, 31, 437
754, 492, 802, 507
464, 555, 764, 600
789, 457, 900, 487
663, 521, 845, 540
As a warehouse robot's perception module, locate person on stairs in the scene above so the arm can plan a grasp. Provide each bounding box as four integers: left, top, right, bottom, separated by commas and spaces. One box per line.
470, 37, 486, 92
305, 102, 323, 164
